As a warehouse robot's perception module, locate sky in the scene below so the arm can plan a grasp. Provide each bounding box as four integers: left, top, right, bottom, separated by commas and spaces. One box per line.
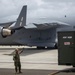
0, 0, 75, 23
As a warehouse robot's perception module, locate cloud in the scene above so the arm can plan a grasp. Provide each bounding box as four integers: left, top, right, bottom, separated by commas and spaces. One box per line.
0, 0, 41, 22
42, 0, 75, 2
0, 0, 75, 23
32, 0, 75, 18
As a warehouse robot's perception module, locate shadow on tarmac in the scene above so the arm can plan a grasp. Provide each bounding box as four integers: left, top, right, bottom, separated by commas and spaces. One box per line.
0, 68, 56, 75
20, 48, 56, 56
49, 67, 75, 75
0, 68, 75, 75
0, 47, 57, 56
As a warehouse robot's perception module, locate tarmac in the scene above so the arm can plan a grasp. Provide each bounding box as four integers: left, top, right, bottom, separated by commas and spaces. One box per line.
0, 68, 75, 75
0, 68, 55, 75
0, 46, 75, 75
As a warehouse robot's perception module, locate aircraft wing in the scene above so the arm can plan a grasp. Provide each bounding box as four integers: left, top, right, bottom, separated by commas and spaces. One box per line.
0, 21, 15, 27
24, 23, 37, 29
24, 21, 71, 29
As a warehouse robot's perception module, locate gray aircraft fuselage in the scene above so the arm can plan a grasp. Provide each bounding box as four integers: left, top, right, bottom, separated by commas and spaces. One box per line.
0, 5, 75, 48
0, 27, 56, 46
0, 16, 73, 47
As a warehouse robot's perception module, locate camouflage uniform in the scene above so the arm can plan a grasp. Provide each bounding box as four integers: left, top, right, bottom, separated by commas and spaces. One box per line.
13, 49, 21, 73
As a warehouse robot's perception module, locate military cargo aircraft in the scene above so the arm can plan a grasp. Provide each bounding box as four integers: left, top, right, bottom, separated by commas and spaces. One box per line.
0, 5, 73, 49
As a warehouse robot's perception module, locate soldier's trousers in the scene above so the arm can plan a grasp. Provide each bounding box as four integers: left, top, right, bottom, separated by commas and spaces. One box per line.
14, 62, 21, 72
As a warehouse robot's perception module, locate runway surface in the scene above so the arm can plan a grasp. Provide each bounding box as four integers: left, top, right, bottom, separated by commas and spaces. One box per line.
0, 46, 75, 75
0, 68, 75, 75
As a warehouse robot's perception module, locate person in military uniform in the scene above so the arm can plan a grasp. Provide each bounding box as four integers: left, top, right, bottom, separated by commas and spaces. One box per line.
13, 48, 22, 73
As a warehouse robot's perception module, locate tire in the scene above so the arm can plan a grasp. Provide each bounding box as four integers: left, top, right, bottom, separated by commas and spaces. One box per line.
37, 46, 45, 49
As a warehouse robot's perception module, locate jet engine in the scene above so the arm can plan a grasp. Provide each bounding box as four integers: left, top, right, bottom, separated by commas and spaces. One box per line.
0, 26, 15, 38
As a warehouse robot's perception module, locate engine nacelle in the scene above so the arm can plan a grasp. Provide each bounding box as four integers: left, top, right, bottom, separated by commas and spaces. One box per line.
0, 26, 15, 38
2, 29, 12, 36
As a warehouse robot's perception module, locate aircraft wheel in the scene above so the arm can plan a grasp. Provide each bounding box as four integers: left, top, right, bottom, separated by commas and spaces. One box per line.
54, 43, 58, 49
37, 46, 45, 49
73, 65, 75, 67
47, 47, 52, 49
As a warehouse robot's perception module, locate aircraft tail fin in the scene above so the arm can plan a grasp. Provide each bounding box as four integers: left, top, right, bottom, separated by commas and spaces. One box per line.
12, 5, 27, 29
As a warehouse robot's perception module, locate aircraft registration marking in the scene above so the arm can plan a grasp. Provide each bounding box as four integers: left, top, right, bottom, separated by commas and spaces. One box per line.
20, 22, 22, 26
20, 17, 23, 26
21, 17, 23, 21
